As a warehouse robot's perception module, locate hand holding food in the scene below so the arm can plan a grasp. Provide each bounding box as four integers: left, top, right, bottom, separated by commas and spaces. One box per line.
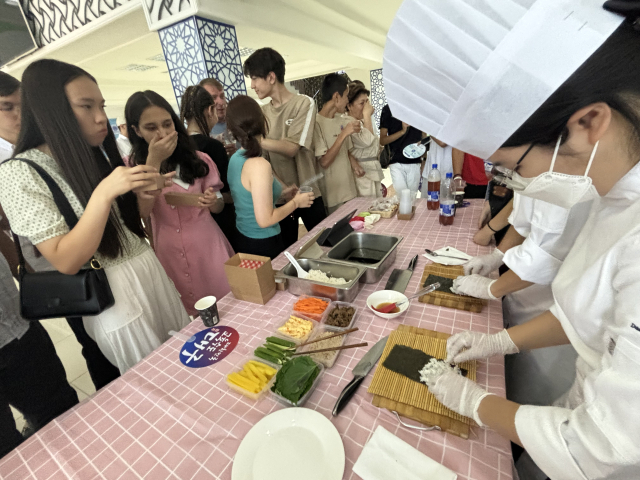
451, 275, 497, 299
446, 329, 519, 364
463, 249, 504, 276
425, 369, 493, 426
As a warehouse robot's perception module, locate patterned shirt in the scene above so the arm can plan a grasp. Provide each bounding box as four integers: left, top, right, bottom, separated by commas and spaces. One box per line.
0, 148, 149, 269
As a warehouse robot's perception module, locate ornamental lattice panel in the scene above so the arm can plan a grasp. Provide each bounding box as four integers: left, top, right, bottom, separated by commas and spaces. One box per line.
370, 68, 386, 128
20, 0, 129, 47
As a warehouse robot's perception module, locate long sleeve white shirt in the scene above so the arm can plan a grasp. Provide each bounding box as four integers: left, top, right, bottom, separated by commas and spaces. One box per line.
514, 161, 640, 479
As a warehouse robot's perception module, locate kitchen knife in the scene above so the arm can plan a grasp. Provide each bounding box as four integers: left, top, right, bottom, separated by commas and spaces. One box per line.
332, 336, 388, 416
384, 254, 419, 293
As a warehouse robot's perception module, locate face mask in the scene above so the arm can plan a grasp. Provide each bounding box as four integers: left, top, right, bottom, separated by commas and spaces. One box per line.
505, 135, 600, 209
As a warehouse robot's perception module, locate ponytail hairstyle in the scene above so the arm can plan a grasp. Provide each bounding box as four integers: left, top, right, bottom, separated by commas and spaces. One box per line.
14, 59, 145, 259
126, 90, 209, 184
226, 95, 268, 158
503, 19, 640, 159
180, 85, 215, 136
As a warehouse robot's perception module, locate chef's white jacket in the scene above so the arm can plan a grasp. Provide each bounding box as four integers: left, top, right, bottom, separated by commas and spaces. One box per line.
515, 162, 640, 479
504, 194, 591, 285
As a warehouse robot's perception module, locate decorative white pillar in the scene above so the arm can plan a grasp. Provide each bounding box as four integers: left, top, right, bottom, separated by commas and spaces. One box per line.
369, 68, 386, 128
158, 16, 246, 106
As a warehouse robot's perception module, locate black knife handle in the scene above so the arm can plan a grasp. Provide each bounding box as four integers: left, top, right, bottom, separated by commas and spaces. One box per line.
332, 376, 365, 416
408, 254, 419, 270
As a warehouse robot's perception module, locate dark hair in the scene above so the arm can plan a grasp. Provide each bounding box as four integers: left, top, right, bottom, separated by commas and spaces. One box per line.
180, 85, 215, 136
226, 95, 267, 158
199, 78, 224, 91
347, 82, 370, 108
0, 72, 20, 97
243, 48, 286, 84
321, 74, 349, 106
13, 59, 145, 258
126, 90, 208, 184
504, 21, 640, 156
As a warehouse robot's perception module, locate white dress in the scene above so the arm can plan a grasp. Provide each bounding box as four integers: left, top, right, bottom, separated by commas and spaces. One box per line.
502, 193, 590, 406
514, 162, 640, 480
0, 149, 190, 373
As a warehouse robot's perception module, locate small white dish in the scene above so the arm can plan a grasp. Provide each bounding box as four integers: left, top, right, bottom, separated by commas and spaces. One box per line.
366, 290, 409, 319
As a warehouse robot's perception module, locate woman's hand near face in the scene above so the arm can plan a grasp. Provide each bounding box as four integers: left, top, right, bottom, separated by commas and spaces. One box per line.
363, 99, 374, 118
147, 131, 178, 168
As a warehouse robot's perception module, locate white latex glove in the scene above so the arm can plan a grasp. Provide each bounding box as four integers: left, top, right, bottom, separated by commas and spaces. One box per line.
463, 249, 504, 276
451, 275, 497, 300
445, 329, 519, 364
426, 370, 493, 426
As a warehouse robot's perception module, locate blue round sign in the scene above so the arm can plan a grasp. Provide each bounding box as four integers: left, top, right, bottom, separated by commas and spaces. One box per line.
179, 326, 239, 368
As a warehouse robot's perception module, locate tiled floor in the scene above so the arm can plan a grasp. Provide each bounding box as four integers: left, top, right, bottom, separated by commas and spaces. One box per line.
10, 318, 95, 432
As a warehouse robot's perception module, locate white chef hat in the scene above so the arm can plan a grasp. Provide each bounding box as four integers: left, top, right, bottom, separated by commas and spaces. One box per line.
116, 115, 126, 127
383, 0, 624, 159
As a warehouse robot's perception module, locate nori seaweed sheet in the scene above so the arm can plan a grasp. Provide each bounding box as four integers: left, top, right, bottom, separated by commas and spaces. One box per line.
382, 344, 468, 383
423, 274, 455, 294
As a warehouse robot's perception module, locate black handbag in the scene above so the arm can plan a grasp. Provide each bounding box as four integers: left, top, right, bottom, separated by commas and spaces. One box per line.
11, 159, 115, 321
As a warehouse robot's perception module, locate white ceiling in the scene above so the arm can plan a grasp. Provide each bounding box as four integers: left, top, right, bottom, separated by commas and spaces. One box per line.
3, 0, 403, 117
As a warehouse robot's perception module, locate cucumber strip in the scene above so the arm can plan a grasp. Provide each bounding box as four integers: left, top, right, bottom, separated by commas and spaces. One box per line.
254, 350, 283, 365
266, 336, 296, 348
264, 344, 286, 357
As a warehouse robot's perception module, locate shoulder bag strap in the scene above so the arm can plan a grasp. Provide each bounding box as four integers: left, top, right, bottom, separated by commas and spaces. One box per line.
8, 158, 81, 274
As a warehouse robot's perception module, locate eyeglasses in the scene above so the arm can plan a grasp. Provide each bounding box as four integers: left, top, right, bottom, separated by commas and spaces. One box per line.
491, 143, 536, 186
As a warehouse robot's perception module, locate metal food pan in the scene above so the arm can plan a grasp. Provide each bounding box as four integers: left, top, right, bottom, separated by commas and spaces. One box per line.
325, 232, 403, 283
277, 259, 365, 302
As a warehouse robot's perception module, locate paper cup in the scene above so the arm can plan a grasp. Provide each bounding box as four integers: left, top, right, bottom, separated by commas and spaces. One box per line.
194, 296, 220, 327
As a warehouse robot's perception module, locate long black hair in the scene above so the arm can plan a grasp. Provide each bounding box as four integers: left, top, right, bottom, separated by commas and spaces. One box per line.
126, 90, 208, 184
503, 19, 640, 158
226, 95, 267, 158
180, 85, 215, 136
14, 59, 145, 259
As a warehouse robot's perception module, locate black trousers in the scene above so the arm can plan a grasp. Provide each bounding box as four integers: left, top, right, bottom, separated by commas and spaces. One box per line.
279, 197, 327, 250
66, 317, 119, 390
464, 183, 489, 199
236, 231, 285, 260
0, 322, 78, 459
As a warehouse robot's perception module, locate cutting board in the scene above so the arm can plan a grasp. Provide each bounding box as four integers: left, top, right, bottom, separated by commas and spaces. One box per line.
368, 325, 477, 439
418, 264, 487, 313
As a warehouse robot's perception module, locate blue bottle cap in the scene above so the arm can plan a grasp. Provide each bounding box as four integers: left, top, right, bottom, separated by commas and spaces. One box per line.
432, 164, 437, 168
446, 172, 453, 178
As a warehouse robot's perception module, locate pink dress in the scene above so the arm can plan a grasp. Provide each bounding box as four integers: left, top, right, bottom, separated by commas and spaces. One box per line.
128, 152, 233, 315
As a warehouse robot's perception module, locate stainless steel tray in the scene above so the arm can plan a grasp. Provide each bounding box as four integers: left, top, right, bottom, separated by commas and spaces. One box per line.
325, 232, 403, 284
277, 259, 365, 302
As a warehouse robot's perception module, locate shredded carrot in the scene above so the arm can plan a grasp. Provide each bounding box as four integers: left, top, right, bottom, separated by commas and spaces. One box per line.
293, 297, 329, 314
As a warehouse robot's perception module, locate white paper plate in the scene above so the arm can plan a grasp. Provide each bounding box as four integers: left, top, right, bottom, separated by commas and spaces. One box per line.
403, 143, 426, 159
423, 246, 472, 266
232, 408, 345, 480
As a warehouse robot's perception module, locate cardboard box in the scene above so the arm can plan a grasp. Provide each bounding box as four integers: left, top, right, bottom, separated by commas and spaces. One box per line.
397, 206, 416, 221
224, 253, 276, 304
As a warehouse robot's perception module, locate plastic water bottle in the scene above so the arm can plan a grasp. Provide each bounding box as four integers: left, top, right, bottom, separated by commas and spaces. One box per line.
439, 172, 455, 226
426, 164, 441, 211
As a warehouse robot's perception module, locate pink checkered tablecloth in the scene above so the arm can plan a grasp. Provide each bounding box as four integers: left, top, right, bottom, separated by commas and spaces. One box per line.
0, 198, 512, 480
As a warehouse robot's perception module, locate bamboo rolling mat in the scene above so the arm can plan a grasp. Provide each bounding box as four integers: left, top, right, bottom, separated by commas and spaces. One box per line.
418, 264, 487, 313
368, 325, 477, 438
